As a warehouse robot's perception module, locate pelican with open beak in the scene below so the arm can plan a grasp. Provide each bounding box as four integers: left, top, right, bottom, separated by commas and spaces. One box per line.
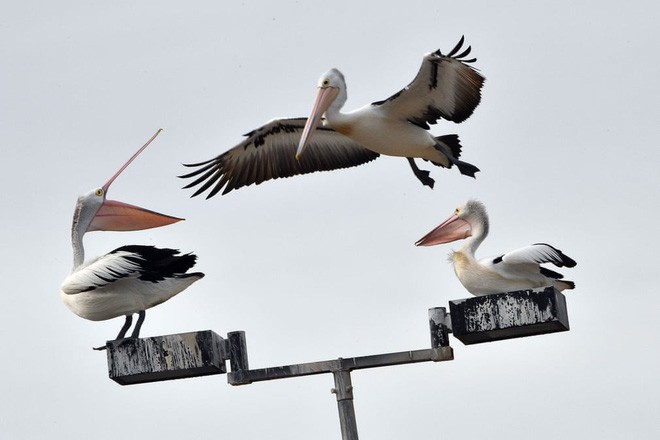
60, 130, 204, 349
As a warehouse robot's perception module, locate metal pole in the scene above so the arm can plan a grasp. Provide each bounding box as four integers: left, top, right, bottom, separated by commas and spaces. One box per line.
223, 334, 453, 439
331, 365, 358, 440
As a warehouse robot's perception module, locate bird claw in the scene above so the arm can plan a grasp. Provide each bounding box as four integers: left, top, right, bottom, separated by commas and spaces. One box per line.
454, 159, 480, 178
407, 158, 435, 189
92, 337, 137, 352
416, 170, 435, 189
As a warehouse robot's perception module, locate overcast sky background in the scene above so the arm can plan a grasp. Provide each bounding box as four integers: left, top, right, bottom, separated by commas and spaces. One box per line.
2, 1, 659, 439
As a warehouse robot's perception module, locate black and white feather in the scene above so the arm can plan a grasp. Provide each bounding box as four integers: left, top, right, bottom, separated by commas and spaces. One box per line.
372, 36, 484, 129
180, 37, 485, 198
61, 245, 204, 322
61, 133, 205, 346
416, 199, 577, 296
492, 243, 576, 268
180, 118, 379, 198
63, 246, 201, 292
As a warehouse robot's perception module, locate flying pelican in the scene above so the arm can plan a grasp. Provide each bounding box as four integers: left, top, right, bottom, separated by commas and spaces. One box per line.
415, 200, 576, 296
180, 36, 484, 198
60, 130, 205, 349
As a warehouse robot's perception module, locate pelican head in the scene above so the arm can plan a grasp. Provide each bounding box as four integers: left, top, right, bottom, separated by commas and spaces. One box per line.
72, 129, 182, 256
415, 199, 489, 246
296, 68, 347, 160
73, 186, 182, 239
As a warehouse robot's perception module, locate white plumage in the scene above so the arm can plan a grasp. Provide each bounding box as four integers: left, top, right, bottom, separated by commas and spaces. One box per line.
60, 130, 204, 347
180, 37, 484, 197
416, 200, 576, 296
61, 246, 203, 322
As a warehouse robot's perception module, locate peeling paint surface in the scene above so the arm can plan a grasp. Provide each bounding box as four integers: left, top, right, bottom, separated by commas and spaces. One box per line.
449, 287, 569, 345
107, 330, 226, 385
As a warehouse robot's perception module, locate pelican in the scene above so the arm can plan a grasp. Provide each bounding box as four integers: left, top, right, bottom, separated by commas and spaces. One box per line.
60, 130, 205, 349
415, 200, 576, 296
180, 36, 484, 198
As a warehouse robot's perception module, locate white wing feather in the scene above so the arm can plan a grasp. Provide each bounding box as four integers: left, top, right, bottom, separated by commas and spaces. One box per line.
496, 244, 568, 267
61, 251, 143, 295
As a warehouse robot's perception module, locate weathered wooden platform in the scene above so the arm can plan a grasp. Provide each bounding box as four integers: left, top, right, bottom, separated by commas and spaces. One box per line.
106, 330, 226, 385
100, 288, 573, 440
103, 288, 571, 385
449, 287, 570, 345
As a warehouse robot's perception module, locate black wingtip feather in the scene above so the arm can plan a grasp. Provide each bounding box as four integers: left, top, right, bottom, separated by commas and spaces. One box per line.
111, 246, 201, 282
180, 157, 217, 168
533, 243, 577, 267
178, 272, 205, 279
178, 160, 217, 179
540, 267, 565, 279
455, 45, 472, 59
446, 35, 466, 57
183, 168, 221, 194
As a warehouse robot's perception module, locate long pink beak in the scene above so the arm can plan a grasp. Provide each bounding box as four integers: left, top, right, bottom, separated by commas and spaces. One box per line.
89, 129, 183, 232
296, 86, 338, 160
415, 214, 472, 246
88, 199, 182, 232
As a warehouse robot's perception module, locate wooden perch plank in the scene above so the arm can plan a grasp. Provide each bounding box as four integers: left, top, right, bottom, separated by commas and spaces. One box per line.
106, 330, 227, 385
449, 287, 570, 345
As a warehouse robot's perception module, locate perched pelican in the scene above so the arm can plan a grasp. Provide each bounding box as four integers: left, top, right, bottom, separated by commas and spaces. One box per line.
60, 130, 205, 349
415, 200, 576, 296
180, 36, 484, 198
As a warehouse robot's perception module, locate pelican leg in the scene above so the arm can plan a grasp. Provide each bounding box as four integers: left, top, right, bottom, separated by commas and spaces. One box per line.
407, 158, 435, 188
433, 143, 480, 178
116, 314, 133, 339
93, 314, 133, 351
130, 310, 146, 339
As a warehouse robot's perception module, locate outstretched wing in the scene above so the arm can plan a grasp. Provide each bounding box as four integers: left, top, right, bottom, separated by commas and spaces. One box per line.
372, 36, 485, 129
179, 117, 380, 198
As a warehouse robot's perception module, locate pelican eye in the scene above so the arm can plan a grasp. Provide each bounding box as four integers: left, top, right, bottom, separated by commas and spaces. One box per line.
321, 78, 330, 87
95, 189, 104, 197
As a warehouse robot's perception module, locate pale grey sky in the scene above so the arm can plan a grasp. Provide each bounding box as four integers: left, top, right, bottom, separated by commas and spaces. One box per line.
2, 1, 659, 439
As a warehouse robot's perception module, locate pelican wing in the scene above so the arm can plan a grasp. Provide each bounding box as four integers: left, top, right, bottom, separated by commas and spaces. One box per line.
61, 246, 201, 294
492, 243, 577, 268
61, 249, 144, 295
372, 36, 485, 129
179, 118, 379, 198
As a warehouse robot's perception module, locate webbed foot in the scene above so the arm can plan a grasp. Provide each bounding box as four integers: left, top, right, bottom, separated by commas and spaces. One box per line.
407, 158, 435, 188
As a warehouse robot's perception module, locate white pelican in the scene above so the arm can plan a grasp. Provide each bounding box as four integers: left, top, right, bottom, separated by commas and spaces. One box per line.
180, 36, 484, 197
415, 200, 576, 296
60, 130, 205, 349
